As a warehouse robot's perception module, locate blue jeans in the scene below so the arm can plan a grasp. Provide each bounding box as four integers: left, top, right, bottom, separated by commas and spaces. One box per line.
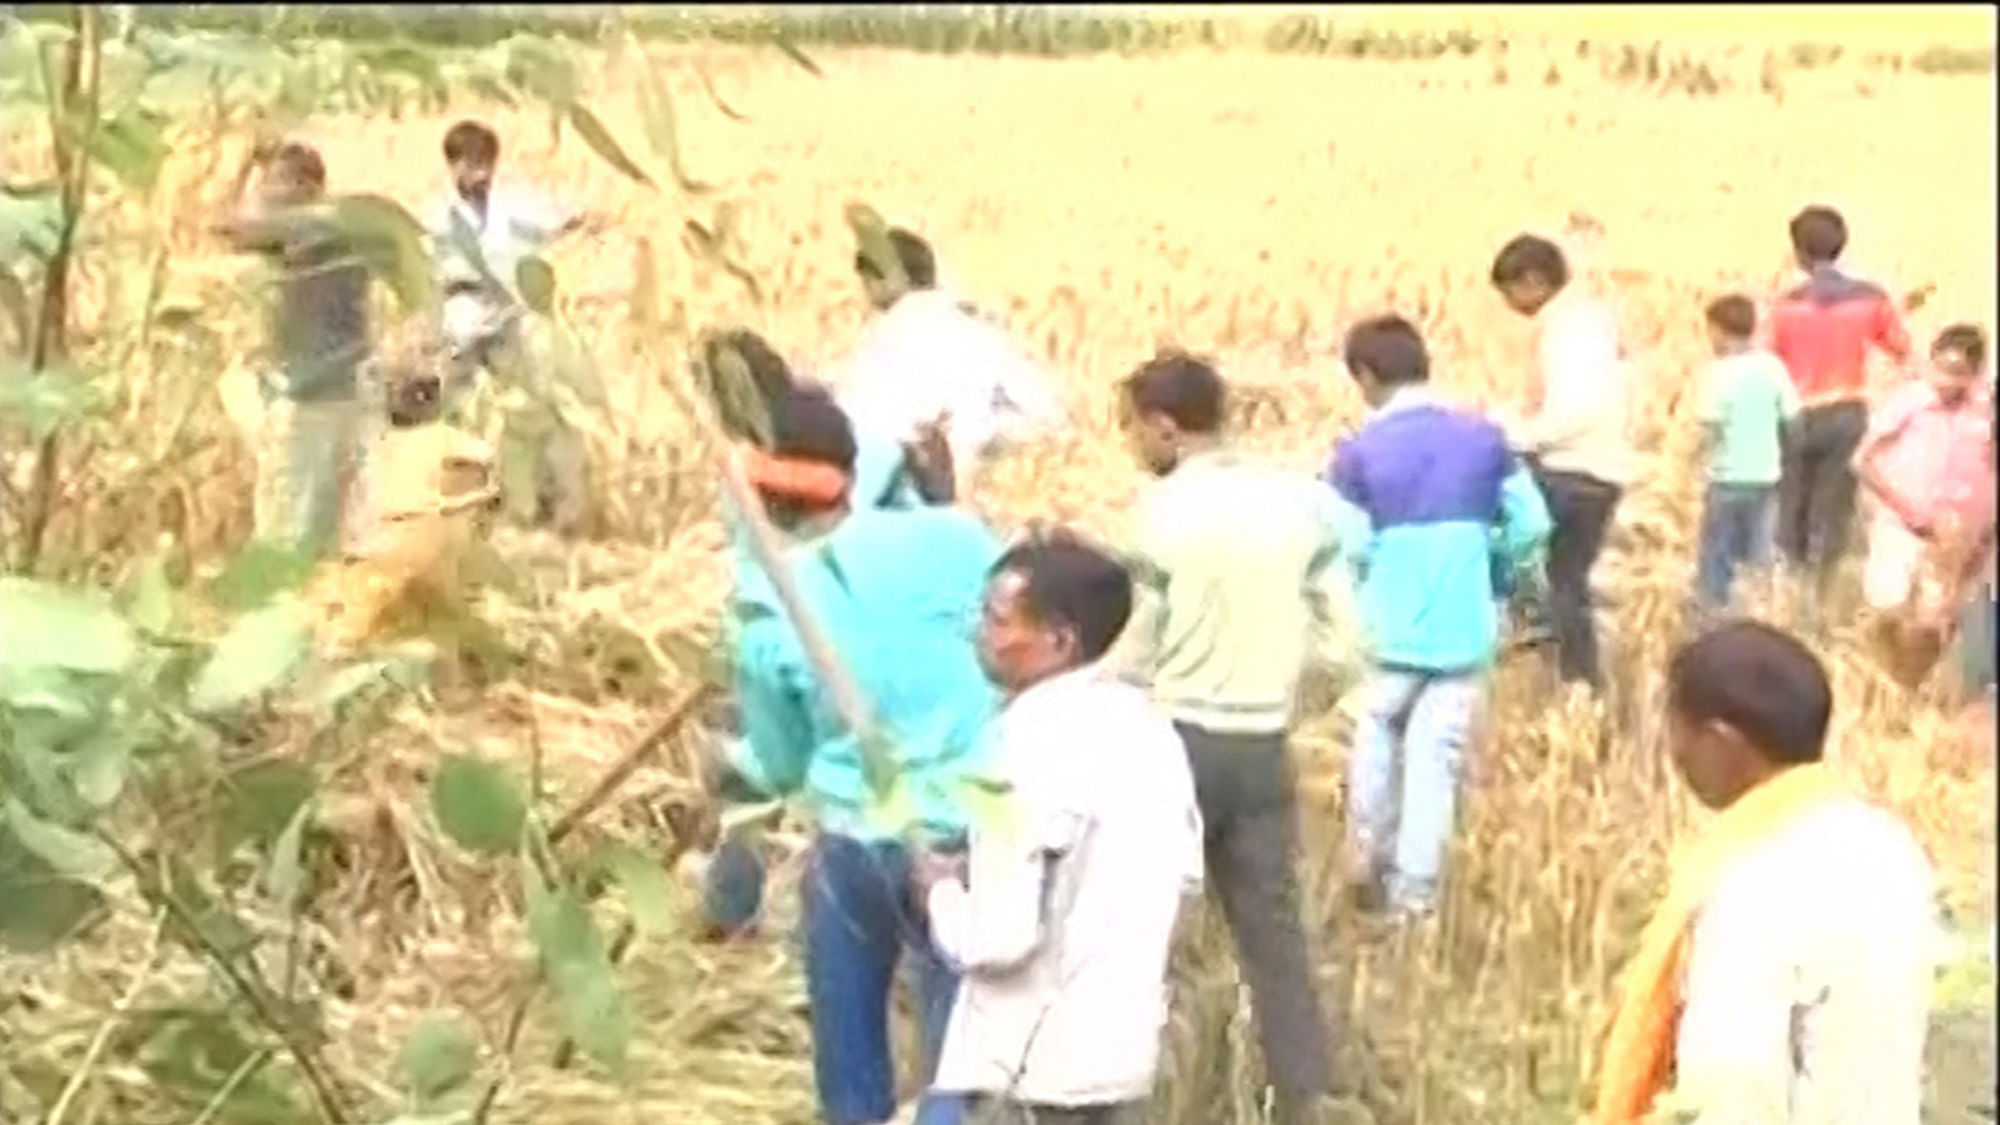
1695, 482, 1778, 613
1347, 666, 1483, 910
804, 833, 963, 1125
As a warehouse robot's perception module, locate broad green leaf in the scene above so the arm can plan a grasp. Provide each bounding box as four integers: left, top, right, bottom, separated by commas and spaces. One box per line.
0, 182, 64, 265
0, 267, 28, 345
2, 796, 116, 881
188, 601, 312, 715
0, 825, 105, 952
597, 844, 676, 938
87, 107, 170, 193
0, 663, 91, 721
565, 102, 654, 189
395, 1011, 480, 1107
326, 193, 437, 315
122, 550, 179, 637
158, 858, 259, 959
524, 871, 630, 1073
262, 799, 310, 913
209, 540, 317, 611
845, 202, 906, 292
429, 755, 528, 857
69, 726, 134, 810
217, 761, 315, 855
632, 47, 710, 195
515, 256, 556, 317
0, 578, 137, 676
0, 363, 104, 443
125, 1005, 305, 1121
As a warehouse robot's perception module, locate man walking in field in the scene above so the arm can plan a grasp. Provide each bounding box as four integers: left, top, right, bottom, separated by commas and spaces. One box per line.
1326, 315, 1550, 919
1111, 350, 1357, 1125
1768, 205, 1912, 599
216, 139, 374, 560
429, 119, 607, 533
829, 224, 1066, 499
1594, 620, 1937, 1124
922, 529, 1203, 1125
1851, 323, 1995, 688
1489, 233, 1633, 697
714, 385, 1001, 1125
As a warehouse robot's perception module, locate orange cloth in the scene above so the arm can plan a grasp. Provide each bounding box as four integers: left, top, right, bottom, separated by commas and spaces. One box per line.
1591, 763, 1847, 1124
740, 445, 851, 508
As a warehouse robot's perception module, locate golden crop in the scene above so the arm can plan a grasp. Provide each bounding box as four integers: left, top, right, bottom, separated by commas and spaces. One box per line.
1, 12, 1992, 1125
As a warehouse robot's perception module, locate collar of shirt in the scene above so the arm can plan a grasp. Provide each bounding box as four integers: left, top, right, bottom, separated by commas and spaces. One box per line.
1373, 385, 1446, 419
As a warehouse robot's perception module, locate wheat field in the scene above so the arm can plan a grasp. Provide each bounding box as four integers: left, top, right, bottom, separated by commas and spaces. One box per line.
1, 8, 1995, 1125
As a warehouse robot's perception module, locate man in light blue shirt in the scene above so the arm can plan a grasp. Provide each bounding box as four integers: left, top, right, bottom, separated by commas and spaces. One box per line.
718, 383, 1000, 1125
1326, 315, 1551, 918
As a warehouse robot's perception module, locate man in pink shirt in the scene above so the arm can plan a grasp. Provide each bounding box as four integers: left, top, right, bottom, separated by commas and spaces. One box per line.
1852, 323, 1995, 685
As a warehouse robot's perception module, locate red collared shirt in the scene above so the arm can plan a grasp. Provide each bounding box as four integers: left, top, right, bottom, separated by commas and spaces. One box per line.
1769, 266, 1911, 404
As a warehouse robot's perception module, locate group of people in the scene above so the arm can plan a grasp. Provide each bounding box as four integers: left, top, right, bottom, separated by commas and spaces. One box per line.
214, 118, 1988, 1124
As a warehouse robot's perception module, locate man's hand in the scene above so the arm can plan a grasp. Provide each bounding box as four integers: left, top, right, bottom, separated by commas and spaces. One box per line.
910, 848, 968, 905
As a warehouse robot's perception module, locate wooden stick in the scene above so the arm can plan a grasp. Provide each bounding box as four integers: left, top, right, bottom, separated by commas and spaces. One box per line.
547, 681, 714, 846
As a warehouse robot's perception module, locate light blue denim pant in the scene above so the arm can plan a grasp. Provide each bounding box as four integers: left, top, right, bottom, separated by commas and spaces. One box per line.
1347, 665, 1484, 910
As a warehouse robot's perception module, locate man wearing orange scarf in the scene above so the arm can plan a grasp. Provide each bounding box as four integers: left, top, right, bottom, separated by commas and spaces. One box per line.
1594, 620, 1938, 1124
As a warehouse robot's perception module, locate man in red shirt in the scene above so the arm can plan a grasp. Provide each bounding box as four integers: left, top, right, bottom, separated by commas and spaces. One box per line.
1768, 205, 1912, 595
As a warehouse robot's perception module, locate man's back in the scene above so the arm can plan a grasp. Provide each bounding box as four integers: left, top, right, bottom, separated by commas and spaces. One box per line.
258, 216, 370, 401
1676, 796, 1938, 1123
1329, 397, 1527, 672
1130, 450, 1339, 734
1770, 267, 1910, 403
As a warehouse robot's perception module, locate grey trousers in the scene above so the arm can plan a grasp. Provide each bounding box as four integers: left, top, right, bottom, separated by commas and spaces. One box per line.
1174, 722, 1335, 1099
965, 1097, 1145, 1125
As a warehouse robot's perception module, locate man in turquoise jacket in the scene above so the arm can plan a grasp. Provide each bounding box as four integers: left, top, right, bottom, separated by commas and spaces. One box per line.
719, 382, 999, 1125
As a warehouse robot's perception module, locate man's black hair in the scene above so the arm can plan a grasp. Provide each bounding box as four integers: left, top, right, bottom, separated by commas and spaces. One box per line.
1668, 619, 1832, 766
1343, 314, 1431, 387
1489, 234, 1570, 290
993, 529, 1135, 665
1932, 322, 1988, 371
272, 141, 326, 188
1120, 349, 1226, 435
855, 227, 938, 290
1788, 206, 1847, 265
1704, 294, 1758, 341
768, 385, 858, 475
443, 119, 501, 164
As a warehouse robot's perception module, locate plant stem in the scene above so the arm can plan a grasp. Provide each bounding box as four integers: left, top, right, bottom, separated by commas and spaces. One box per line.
101, 834, 354, 1125
44, 912, 166, 1125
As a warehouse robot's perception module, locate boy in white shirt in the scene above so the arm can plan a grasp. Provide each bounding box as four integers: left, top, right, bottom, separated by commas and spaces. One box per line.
919, 530, 1202, 1125
1691, 295, 1801, 615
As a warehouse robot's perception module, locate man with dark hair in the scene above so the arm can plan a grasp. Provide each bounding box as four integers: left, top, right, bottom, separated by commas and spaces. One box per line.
216, 138, 374, 559
1769, 204, 1913, 596
1489, 233, 1633, 695
718, 385, 1003, 1125
832, 221, 1064, 500
1594, 620, 1935, 1124
1112, 349, 1358, 1125
921, 529, 1202, 1125
1328, 315, 1550, 918
1852, 323, 1994, 687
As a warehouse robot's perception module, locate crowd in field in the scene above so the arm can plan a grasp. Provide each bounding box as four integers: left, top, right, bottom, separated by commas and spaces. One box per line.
220, 116, 1993, 1125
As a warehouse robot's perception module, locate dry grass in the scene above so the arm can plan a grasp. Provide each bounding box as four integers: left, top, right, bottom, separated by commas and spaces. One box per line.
1, 13, 1995, 1125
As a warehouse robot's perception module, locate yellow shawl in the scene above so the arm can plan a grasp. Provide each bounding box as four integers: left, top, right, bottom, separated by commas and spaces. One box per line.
1591, 763, 1847, 1124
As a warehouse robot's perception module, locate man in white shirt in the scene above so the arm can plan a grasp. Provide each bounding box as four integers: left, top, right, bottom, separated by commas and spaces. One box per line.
429, 119, 606, 533
920, 529, 1203, 1125
1489, 233, 1633, 694
828, 226, 1066, 497
429, 118, 605, 394
1594, 620, 1938, 1124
